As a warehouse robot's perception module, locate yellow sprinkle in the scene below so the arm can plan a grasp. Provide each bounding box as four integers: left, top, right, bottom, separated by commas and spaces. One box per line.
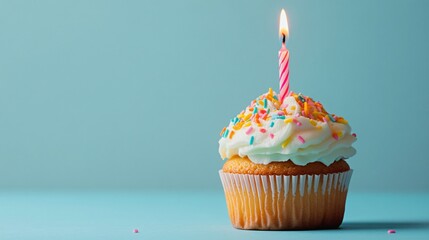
338, 131, 343, 137
337, 118, 348, 124
310, 120, 317, 126
244, 113, 252, 121
291, 106, 296, 111
258, 100, 264, 106
237, 114, 244, 118
281, 137, 292, 148
269, 88, 273, 97
244, 122, 252, 127
316, 126, 322, 130
233, 122, 244, 131
284, 118, 293, 124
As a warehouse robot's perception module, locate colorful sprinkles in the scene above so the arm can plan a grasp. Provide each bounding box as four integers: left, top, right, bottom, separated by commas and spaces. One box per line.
220, 89, 351, 147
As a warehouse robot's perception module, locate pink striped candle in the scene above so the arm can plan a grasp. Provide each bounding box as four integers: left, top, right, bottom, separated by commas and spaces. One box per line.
278, 9, 290, 104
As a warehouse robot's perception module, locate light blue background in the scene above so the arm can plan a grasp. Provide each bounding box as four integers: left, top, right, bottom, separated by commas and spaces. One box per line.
0, 0, 428, 191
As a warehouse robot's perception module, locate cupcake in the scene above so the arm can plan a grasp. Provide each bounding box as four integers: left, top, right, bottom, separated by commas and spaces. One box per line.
218, 89, 356, 230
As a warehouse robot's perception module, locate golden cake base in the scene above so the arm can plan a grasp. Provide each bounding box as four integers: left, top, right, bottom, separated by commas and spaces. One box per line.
219, 170, 353, 230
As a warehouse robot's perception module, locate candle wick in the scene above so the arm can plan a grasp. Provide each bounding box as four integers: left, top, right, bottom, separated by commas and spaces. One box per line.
282, 34, 286, 44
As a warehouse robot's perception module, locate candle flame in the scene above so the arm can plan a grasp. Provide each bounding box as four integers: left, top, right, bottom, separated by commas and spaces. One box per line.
279, 9, 289, 38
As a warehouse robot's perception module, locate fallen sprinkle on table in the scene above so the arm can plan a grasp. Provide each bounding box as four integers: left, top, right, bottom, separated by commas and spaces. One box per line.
387, 229, 396, 234
133, 229, 139, 233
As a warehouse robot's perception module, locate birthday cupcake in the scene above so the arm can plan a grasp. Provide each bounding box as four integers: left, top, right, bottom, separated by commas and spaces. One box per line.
218, 89, 356, 230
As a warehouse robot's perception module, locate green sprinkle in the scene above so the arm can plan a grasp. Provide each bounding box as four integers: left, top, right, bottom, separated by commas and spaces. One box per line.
249, 136, 255, 145
328, 114, 336, 122
298, 95, 306, 103
263, 98, 267, 108
273, 95, 278, 100
270, 122, 275, 128
253, 107, 258, 114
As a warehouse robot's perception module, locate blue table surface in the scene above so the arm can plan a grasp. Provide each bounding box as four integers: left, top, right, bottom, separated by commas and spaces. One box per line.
0, 190, 428, 240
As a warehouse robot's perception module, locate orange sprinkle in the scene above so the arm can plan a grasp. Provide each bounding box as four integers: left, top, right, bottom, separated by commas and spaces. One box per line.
220, 127, 226, 136
253, 114, 261, 124
304, 102, 308, 115
291, 106, 296, 111
229, 131, 235, 139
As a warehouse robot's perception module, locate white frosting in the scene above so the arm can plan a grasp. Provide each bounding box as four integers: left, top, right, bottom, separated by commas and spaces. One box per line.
218, 94, 356, 166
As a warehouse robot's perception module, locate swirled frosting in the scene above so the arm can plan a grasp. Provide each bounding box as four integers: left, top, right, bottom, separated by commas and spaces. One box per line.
218, 89, 356, 166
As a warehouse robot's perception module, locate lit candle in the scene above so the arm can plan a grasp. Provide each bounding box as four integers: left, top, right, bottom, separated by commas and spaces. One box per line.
278, 9, 290, 104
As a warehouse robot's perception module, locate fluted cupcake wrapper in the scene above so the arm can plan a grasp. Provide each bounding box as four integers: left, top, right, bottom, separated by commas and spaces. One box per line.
219, 170, 353, 230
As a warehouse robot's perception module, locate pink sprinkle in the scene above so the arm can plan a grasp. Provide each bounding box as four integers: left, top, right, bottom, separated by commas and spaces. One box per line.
245, 127, 254, 135
293, 119, 302, 126
260, 113, 267, 119
301, 110, 305, 115
297, 135, 305, 144
387, 229, 396, 234
277, 111, 285, 116
133, 229, 139, 233
352, 133, 357, 137
284, 104, 289, 108
259, 128, 267, 133
332, 133, 339, 140
269, 133, 274, 139
295, 113, 300, 118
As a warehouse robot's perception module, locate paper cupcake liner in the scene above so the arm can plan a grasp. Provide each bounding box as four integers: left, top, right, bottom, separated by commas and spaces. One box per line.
219, 170, 353, 230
